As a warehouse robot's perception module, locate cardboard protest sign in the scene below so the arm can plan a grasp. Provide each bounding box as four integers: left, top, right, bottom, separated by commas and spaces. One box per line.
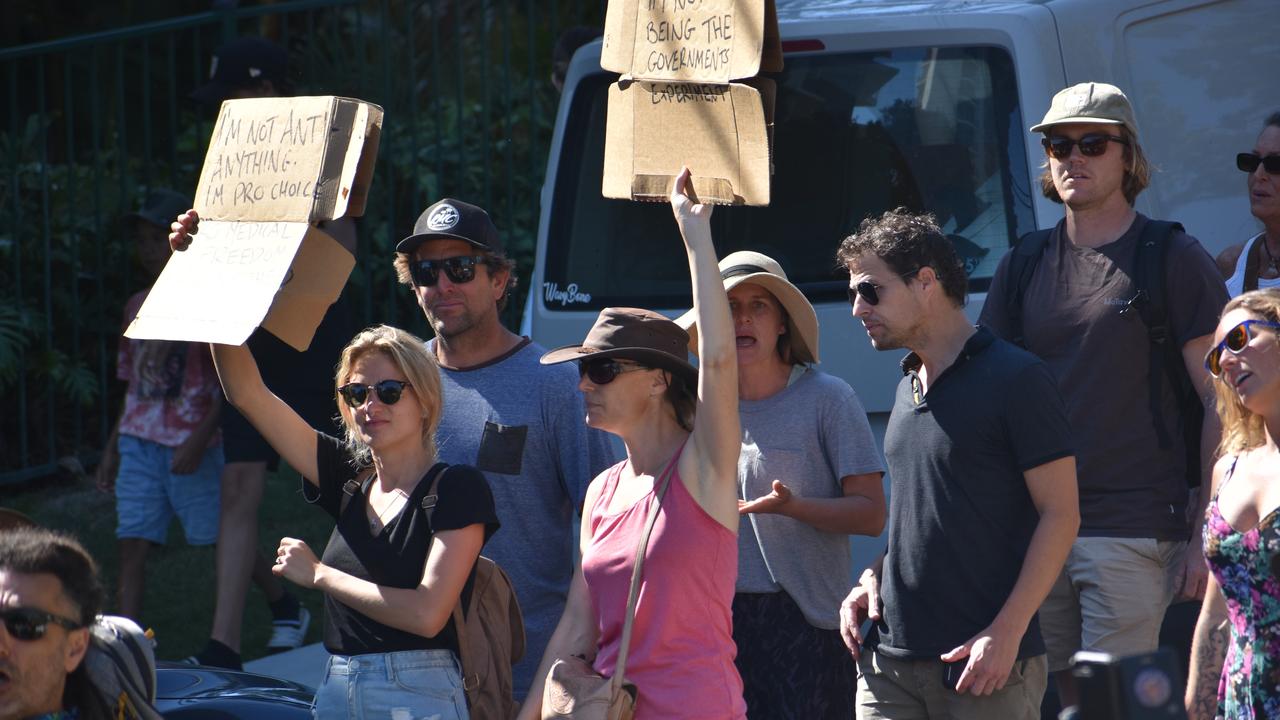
602, 79, 774, 206
602, 0, 783, 83
126, 96, 381, 351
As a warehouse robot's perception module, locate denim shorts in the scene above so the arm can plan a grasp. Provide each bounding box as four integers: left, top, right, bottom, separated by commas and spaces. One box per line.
115, 434, 223, 545
313, 649, 469, 720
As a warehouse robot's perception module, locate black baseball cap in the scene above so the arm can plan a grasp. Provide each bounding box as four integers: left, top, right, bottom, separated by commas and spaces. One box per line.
123, 188, 192, 229
396, 198, 504, 255
190, 37, 288, 106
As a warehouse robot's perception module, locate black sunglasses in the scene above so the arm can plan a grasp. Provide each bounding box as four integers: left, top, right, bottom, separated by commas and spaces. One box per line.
1, 607, 82, 641
337, 380, 412, 408
847, 268, 920, 307
1204, 319, 1280, 378
578, 358, 648, 385
1237, 152, 1280, 175
1042, 133, 1128, 160
408, 255, 488, 287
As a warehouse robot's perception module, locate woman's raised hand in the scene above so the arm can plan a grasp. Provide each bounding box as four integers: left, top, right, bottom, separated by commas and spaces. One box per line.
670, 166, 713, 233
169, 209, 199, 252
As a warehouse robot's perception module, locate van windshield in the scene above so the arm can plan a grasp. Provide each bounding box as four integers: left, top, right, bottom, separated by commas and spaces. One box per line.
544, 45, 1033, 312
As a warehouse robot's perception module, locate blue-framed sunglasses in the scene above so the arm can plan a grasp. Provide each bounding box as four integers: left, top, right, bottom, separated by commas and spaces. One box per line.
1204, 319, 1280, 378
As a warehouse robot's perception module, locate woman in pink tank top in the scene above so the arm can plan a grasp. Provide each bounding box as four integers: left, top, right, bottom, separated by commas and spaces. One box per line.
517, 169, 747, 720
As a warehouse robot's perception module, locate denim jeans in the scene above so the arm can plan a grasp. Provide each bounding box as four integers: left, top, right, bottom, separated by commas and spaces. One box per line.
313, 648, 469, 720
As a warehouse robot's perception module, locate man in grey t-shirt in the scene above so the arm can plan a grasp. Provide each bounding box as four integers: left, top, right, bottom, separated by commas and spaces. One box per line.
979, 82, 1228, 709
393, 198, 617, 698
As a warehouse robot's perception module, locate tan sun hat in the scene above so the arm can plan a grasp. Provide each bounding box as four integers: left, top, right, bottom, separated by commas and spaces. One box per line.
1030, 82, 1139, 137
675, 250, 819, 364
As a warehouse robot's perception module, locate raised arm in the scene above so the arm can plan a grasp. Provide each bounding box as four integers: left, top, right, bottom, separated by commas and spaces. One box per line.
209, 342, 320, 484
670, 168, 739, 527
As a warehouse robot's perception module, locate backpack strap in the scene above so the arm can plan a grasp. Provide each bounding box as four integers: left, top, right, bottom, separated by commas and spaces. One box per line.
1131, 220, 1186, 450
339, 468, 375, 516
1004, 228, 1054, 348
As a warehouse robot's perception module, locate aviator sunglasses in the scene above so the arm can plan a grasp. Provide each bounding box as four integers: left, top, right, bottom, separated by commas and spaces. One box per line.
578, 358, 648, 385
847, 268, 920, 307
337, 380, 412, 407
1204, 319, 1280, 378
409, 255, 488, 288
1042, 133, 1129, 160
1, 607, 82, 641
1237, 152, 1280, 175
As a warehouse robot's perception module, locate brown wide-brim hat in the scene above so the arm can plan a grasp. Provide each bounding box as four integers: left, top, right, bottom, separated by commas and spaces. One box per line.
540, 307, 698, 386
675, 250, 819, 364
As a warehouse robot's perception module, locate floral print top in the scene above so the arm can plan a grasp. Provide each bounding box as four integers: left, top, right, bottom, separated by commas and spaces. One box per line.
1203, 457, 1280, 720
117, 289, 221, 447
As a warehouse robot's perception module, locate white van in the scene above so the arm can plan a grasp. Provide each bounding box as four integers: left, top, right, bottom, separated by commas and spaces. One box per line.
526, 0, 1275, 420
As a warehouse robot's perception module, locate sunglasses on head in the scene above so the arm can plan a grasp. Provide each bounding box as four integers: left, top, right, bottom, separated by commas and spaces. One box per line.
1, 607, 82, 641
1042, 133, 1128, 160
337, 380, 412, 408
847, 268, 921, 307
1204, 319, 1280, 378
1237, 152, 1280, 175
408, 255, 488, 288
578, 358, 648, 385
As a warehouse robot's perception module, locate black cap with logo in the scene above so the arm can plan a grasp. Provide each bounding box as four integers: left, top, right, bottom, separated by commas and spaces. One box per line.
190, 37, 288, 106
396, 198, 503, 255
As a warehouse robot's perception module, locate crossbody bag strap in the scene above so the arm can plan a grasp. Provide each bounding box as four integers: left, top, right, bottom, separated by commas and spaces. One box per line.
611, 441, 686, 692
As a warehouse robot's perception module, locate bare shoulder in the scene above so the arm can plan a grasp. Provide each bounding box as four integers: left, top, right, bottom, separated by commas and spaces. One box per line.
1215, 242, 1245, 280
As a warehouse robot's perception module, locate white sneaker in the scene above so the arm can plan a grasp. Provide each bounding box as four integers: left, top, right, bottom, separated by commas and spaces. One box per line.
266, 606, 311, 652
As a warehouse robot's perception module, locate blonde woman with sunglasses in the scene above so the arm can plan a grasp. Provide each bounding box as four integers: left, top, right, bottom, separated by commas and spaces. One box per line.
1186, 288, 1280, 720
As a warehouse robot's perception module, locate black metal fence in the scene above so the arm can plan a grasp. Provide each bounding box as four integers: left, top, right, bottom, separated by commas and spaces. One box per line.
0, 0, 603, 485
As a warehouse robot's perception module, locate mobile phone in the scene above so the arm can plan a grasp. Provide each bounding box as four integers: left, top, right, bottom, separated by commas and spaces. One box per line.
941, 661, 964, 691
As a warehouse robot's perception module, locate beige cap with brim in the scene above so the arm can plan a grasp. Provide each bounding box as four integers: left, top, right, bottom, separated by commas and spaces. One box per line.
1029, 82, 1139, 137
675, 250, 819, 364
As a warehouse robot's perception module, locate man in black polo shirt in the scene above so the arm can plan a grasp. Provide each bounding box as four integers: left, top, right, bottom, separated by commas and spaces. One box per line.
836, 209, 1079, 719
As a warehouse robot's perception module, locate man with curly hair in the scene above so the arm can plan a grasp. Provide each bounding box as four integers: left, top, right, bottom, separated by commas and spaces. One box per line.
837, 209, 1079, 719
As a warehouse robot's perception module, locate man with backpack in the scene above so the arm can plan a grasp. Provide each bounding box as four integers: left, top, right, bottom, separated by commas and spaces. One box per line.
979, 82, 1229, 708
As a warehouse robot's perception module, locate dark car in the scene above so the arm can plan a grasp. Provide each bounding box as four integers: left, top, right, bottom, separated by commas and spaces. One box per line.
155, 663, 314, 718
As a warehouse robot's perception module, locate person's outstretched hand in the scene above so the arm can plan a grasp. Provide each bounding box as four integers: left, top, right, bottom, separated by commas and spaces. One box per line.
169, 209, 199, 252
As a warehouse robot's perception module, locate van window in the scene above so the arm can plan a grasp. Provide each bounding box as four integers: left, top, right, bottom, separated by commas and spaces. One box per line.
544, 45, 1033, 312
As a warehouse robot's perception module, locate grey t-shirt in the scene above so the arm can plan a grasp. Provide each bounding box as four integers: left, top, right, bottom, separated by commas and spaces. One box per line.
980, 214, 1228, 539
430, 337, 619, 696
736, 367, 885, 629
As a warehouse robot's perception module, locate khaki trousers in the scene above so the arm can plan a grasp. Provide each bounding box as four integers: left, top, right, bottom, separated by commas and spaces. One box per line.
856, 648, 1047, 720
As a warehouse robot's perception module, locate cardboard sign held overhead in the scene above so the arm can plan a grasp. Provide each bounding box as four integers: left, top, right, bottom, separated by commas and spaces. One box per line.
602, 79, 774, 206
126, 96, 382, 351
602, 0, 783, 83
194, 96, 382, 222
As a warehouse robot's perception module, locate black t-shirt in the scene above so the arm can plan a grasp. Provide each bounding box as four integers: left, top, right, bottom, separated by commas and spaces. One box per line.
980, 214, 1228, 538
306, 432, 500, 656
871, 327, 1074, 660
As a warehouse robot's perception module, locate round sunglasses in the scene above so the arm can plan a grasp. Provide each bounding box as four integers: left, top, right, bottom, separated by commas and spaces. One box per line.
1237, 152, 1280, 175
408, 255, 488, 288
1204, 319, 1280, 378
1, 606, 82, 641
1041, 133, 1128, 160
337, 380, 412, 407
578, 358, 648, 385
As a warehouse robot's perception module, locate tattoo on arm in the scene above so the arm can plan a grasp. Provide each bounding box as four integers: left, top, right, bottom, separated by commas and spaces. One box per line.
1190, 618, 1230, 719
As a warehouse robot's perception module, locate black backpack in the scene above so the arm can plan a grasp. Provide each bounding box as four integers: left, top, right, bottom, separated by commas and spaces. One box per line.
1003, 220, 1203, 487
